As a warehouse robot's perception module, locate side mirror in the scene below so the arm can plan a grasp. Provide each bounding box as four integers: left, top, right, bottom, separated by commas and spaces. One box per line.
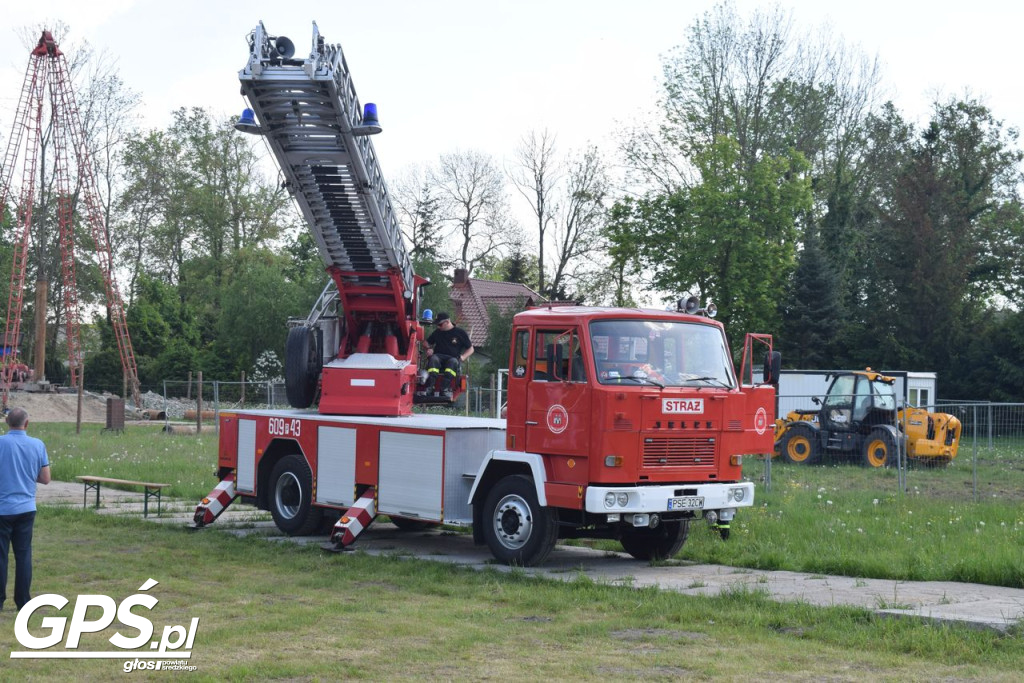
762, 351, 782, 385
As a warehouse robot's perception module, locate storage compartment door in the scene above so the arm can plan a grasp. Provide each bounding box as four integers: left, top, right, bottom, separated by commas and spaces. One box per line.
236, 419, 256, 493
316, 426, 357, 506
378, 432, 443, 521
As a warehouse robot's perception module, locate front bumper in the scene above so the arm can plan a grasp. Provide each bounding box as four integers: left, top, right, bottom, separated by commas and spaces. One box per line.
584, 481, 754, 515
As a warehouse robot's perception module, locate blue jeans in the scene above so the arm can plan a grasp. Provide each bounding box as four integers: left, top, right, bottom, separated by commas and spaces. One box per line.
0, 511, 36, 610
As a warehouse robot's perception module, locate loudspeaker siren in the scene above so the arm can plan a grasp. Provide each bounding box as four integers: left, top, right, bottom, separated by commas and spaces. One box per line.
273, 35, 295, 59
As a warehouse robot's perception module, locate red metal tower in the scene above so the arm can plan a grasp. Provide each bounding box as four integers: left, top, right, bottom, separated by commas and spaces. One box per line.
0, 30, 140, 409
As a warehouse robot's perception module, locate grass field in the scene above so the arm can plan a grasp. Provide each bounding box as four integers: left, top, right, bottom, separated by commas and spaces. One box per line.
3, 423, 1023, 679
2, 509, 1023, 681
678, 451, 1024, 587
30, 423, 1024, 589
33, 423, 218, 500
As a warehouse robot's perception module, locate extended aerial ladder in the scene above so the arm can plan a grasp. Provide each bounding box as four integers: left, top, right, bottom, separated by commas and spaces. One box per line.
236, 22, 431, 417
0, 30, 141, 409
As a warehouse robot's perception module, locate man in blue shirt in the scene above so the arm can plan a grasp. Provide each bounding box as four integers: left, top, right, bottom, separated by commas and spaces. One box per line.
0, 407, 51, 611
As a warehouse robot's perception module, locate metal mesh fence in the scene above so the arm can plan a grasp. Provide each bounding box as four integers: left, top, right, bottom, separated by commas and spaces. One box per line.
756, 394, 1024, 503
137, 377, 508, 424
135, 376, 1024, 505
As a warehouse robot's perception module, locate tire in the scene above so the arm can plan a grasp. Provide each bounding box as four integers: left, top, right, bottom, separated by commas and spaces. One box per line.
285, 326, 321, 409
620, 520, 690, 560
862, 429, 896, 468
481, 475, 558, 566
779, 424, 820, 465
390, 517, 437, 532
268, 454, 322, 535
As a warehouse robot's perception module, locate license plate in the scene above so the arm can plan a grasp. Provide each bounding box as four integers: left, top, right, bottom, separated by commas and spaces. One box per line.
668, 496, 704, 511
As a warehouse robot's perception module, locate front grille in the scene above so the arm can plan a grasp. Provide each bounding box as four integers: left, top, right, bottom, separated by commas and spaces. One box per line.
643, 437, 716, 467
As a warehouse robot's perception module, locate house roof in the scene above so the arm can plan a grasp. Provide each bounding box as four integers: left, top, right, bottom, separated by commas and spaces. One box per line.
449, 277, 544, 348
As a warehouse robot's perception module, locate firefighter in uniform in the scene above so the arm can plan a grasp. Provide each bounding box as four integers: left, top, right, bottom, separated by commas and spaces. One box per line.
424, 312, 473, 398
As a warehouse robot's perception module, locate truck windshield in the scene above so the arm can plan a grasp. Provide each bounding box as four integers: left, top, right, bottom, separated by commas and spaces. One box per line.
589, 319, 736, 388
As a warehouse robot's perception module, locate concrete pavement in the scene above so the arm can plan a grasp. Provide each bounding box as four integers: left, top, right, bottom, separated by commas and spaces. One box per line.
38, 480, 1024, 632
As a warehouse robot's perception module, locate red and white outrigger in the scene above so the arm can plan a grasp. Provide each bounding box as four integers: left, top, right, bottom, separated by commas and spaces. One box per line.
193, 22, 780, 566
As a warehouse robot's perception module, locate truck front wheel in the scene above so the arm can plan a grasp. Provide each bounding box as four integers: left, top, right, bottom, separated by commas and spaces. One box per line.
269, 454, 322, 535
620, 520, 690, 561
482, 475, 558, 566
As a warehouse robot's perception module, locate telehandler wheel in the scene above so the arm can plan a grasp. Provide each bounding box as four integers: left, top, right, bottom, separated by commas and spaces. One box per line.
269, 454, 323, 535
779, 424, 820, 465
619, 520, 690, 560
862, 429, 897, 468
285, 326, 321, 409
482, 475, 558, 566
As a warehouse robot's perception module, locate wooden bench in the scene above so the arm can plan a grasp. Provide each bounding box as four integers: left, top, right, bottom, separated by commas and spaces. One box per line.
76, 476, 170, 517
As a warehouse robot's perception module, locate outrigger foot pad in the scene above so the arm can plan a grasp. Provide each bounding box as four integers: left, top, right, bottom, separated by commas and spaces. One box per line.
320, 541, 353, 553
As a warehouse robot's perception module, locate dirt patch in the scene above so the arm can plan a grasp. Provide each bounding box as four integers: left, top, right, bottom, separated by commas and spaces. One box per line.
4, 390, 125, 423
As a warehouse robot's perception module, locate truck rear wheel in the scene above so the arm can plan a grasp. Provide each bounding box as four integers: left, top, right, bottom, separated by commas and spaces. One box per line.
620, 520, 690, 560
482, 475, 558, 566
779, 424, 819, 465
269, 454, 322, 535
863, 429, 896, 468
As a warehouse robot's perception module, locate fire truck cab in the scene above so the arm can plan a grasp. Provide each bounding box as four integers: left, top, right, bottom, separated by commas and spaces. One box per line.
471, 305, 774, 564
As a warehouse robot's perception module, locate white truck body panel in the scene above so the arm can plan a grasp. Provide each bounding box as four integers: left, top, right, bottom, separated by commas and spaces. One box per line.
237, 419, 257, 493
316, 426, 357, 506
229, 410, 506, 524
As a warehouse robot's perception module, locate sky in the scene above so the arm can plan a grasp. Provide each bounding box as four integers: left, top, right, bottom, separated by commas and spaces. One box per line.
1, 0, 1022, 309
3, 0, 1023, 180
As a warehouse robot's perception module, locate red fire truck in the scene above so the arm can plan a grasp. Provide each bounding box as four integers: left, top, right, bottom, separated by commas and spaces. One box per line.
193, 22, 779, 566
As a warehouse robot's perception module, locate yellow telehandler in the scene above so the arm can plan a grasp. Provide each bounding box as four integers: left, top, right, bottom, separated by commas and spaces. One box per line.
774, 369, 961, 468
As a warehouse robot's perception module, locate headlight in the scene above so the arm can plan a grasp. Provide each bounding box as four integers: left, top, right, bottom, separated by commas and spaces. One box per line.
605, 492, 616, 508
616, 492, 629, 507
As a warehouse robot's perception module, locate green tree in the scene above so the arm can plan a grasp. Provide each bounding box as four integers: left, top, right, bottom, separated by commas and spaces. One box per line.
83, 324, 123, 393
414, 256, 453, 321
392, 166, 449, 267
961, 309, 1024, 401
479, 298, 526, 377
152, 337, 199, 384
624, 1, 884, 351
470, 249, 540, 287
846, 99, 1024, 380
778, 231, 841, 367
124, 275, 200, 384
609, 137, 812, 338
214, 248, 316, 376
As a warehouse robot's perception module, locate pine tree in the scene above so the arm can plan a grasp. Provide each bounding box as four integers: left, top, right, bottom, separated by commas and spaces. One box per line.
778, 232, 842, 368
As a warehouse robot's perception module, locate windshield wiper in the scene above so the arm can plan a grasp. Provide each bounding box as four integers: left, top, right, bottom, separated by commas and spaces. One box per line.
683, 375, 730, 388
